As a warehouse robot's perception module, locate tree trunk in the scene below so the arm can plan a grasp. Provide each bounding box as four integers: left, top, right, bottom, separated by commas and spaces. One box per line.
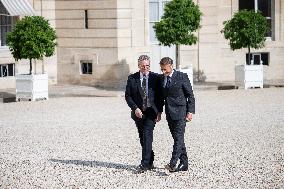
34, 59, 37, 74
42, 58, 45, 74
176, 45, 180, 70
29, 59, 32, 75
248, 46, 251, 65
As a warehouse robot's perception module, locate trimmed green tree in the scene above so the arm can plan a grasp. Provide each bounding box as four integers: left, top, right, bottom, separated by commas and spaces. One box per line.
7, 16, 57, 74
221, 10, 269, 64
153, 0, 202, 69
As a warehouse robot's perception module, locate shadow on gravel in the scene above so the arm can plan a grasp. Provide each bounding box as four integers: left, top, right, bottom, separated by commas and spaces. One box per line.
49, 158, 168, 176
50, 158, 136, 172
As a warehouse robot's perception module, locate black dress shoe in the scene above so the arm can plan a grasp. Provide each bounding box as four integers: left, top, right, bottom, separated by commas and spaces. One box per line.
165, 164, 176, 172
176, 163, 188, 172
136, 164, 150, 173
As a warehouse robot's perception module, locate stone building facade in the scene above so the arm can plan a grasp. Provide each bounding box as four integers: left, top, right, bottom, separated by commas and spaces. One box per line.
0, 0, 283, 89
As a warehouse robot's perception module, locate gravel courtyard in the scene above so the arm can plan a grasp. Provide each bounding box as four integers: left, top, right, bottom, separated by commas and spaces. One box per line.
0, 88, 283, 189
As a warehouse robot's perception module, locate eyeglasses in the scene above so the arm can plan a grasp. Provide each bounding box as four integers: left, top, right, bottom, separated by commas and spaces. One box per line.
139, 65, 150, 68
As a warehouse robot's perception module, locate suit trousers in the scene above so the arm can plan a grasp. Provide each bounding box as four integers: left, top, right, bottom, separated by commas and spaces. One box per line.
134, 107, 156, 167
166, 116, 188, 166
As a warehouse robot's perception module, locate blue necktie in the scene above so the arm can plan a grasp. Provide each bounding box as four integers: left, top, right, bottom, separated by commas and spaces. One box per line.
166, 76, 171, 88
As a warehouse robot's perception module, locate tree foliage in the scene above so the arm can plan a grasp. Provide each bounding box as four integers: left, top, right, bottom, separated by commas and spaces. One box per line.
221, 10, 269, 53
7, 16, 57, 74
153, 0, 202, 47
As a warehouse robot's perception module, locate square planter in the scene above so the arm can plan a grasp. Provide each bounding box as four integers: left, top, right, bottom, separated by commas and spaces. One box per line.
235, 64, 263, 89
16, 73, 49, 101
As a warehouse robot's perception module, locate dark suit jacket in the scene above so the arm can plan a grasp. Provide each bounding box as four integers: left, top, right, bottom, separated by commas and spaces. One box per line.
125, 72, 163, 119
161, 70, 195, 121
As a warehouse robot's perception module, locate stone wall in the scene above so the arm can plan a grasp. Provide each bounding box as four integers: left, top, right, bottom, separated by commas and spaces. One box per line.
56, 0, 129, 86
180, 0, 284, 82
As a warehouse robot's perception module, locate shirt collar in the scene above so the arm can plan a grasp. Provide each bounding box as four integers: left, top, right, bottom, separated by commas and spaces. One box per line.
140, 72, 149, 79
168, 69, 175, 78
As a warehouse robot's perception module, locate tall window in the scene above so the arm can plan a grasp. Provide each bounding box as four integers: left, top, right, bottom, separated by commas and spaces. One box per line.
0, 2, 18, 46
239, 0, 274, 38
84, 10, 88, 29
149, 0, 169, 43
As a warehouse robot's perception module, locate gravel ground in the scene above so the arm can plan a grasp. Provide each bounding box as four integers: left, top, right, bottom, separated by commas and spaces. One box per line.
0, 88, 283, 189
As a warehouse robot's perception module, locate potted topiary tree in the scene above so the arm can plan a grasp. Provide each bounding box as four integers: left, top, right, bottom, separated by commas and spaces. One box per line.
221, 10, 269, 89
7, 16, 57, 101
153, 0, 202, 85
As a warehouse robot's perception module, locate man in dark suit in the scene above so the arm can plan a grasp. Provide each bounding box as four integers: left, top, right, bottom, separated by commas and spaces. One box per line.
125, 55, 163, 173
159, 57, 195, 172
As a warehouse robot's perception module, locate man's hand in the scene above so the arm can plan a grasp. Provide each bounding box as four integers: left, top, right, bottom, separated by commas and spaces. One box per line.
135, 108, 143, 118
155, 112, 162, 122
185, 112, 193, 122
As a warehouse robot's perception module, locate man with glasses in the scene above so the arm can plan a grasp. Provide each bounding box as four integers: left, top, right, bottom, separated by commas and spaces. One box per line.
125, 55, 163, 173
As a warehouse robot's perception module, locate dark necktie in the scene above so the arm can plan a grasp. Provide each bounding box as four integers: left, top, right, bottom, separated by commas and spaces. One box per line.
166, 76, 171, 88
142, 75, 147, 111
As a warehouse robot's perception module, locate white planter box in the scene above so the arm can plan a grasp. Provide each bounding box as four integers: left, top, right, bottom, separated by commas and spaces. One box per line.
235, 65, 263, 89
180, 66, 194, 88
16, 73, 49, 101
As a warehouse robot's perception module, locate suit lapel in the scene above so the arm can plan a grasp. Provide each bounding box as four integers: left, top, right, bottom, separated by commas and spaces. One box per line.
135, 72, 143, 97
148, 72, 154, 88
168, 70, 177, 88
161, 75, 166, 88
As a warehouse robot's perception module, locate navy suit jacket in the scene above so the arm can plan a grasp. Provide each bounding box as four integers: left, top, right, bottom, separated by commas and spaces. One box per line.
125, 72, 163, 116
161, 70, 195, 120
